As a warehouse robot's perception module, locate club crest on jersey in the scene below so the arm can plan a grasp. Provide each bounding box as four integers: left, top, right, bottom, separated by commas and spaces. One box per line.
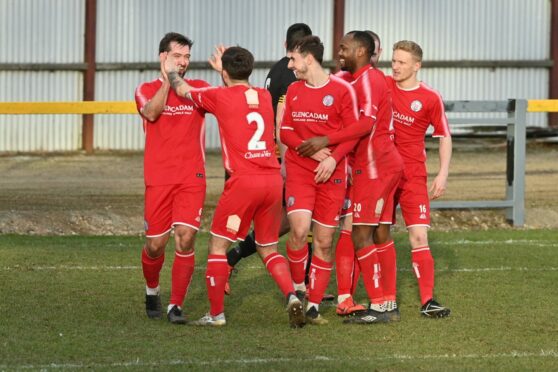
410, 100, 423, 112
322, 95, 334, 107
287, 196, 295, 208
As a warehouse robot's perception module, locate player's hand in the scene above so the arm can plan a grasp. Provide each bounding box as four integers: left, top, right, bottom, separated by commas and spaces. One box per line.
297, 136, 329, 157
209, 44, 226, 73
159, 52, 169, 82
314, 156, 336, 183
310, 148, 331, 162
161, 52, 178, 77
430, 173, 448, 200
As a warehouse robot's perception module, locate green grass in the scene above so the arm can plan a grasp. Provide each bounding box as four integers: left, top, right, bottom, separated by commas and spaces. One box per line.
1, 230, 557, 371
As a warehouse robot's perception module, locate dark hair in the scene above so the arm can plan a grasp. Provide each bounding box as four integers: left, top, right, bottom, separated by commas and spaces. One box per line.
349, 30, 375, 60
365, 30, 381, 49
286, 23, 312, 51
159, 32, 193, 53
292, 35, 324, 64
222, 46, 254, 80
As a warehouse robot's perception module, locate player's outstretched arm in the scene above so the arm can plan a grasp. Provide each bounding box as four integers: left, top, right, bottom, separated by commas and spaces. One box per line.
208, 44, 226, 73
430, 136, 452, 199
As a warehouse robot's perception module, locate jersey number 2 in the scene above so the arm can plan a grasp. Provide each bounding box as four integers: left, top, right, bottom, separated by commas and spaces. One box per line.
246, 112, 266, 151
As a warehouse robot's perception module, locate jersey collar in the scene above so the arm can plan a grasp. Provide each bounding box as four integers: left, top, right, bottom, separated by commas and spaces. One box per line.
352, 64, 373, 80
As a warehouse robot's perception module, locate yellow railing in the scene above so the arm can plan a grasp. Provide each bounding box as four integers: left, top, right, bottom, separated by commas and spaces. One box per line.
526, 100, 558, 113
0, 101, 137, 114
0, 100, 557, 114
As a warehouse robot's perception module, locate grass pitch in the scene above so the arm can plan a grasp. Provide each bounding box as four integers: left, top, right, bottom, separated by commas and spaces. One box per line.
1, 230, 557, 371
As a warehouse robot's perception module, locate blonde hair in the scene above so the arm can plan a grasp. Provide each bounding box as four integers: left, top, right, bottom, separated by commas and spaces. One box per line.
393, 40, 423, 62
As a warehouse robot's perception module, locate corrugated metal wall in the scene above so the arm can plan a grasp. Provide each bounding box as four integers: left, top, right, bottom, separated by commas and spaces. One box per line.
0, 0, 552, 151
0, 0, 84, 152
94, 0, 334, 150
345, 0, 551, 127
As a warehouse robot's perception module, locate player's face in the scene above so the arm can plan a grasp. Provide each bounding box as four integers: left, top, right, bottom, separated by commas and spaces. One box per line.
391, 49, 420, 84
167, 41, 191, 77
287, 50, 308, 80
338, 35, 358, 73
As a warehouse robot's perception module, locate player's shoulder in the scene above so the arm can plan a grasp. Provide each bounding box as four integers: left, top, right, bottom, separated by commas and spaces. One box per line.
136, 77, 161, 91
286, 79, 304, 93
418, 82, 445, 102
330, 74, 357, 95
185, 78, 211, 89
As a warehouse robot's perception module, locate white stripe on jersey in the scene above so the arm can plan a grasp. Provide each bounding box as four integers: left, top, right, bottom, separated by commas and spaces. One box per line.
330, 75, 360, 119
419, 82, 451, 136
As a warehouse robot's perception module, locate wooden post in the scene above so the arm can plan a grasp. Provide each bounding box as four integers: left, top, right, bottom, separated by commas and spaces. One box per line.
550, 0, 558, 127
83, 0, 97, 153
332, 0, 345, 73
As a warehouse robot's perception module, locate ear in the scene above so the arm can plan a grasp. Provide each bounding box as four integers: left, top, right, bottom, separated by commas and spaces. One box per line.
221, 70, 230, 86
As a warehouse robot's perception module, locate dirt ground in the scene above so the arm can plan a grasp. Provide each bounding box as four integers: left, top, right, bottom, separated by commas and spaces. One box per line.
1, 139, 557, 235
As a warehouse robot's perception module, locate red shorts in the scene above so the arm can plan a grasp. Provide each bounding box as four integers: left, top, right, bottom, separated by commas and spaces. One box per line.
393, 167, 431, 227
144, 179, 206, 237
352, 170, 401, 226
211, 172, 283, 246
340, 183, 353, 218
285, 163, 346, 228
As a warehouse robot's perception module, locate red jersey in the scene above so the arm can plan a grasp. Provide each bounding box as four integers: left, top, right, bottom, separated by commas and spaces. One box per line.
386, 76, 451, 166
280, 75, 359, 172
135, 77, 209, 186
351, 66, 403, 178
189, 85, 280, 175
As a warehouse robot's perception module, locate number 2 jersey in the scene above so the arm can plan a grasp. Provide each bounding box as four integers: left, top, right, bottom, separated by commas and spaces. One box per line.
188, 85, 280, 175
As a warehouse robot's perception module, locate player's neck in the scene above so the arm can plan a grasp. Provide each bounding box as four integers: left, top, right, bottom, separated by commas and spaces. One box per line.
305, 68, 329, 87
396, 76, 420, 90
227, 79, 250, 87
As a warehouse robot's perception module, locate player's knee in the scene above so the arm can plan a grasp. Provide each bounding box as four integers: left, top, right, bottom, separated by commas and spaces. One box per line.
408, 229, 428, 247
145, 239, 167, 257
374, 225, 391, 244
174, 228, 196, 253
351, 226, 373, 249
289, 227, 309, 246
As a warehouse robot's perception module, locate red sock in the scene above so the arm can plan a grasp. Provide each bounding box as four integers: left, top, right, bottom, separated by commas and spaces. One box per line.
356, 245, 385, 304
335, 230, 355, 297
263, 252, 295, 297
205, 254, 229, 316
286, 243, 308, 285
350, 256, 360, 296
412, 246, 435, 305
307, 255, 333, 304
377, 240, 397, 301
169, 250, 195, 306
141, 247, 165, 289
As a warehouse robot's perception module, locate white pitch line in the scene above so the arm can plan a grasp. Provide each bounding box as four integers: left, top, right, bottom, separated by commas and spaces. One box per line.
2, 265, 557, 273
2, 350, 557, 370
435, 239, 558, 247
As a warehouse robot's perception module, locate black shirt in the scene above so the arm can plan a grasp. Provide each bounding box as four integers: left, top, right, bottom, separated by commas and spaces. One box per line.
264, 56, 297, 117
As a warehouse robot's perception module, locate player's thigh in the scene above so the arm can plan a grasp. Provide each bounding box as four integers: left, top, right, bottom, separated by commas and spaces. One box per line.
313, 177, 346, 228
253, 174, 284, 246
285, 165, 317, 215
399, 175, 431, 228
210, 176, 253, 243
144, 184, 175, 237
352, 172, 400, 226
172, 179, 206, 231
